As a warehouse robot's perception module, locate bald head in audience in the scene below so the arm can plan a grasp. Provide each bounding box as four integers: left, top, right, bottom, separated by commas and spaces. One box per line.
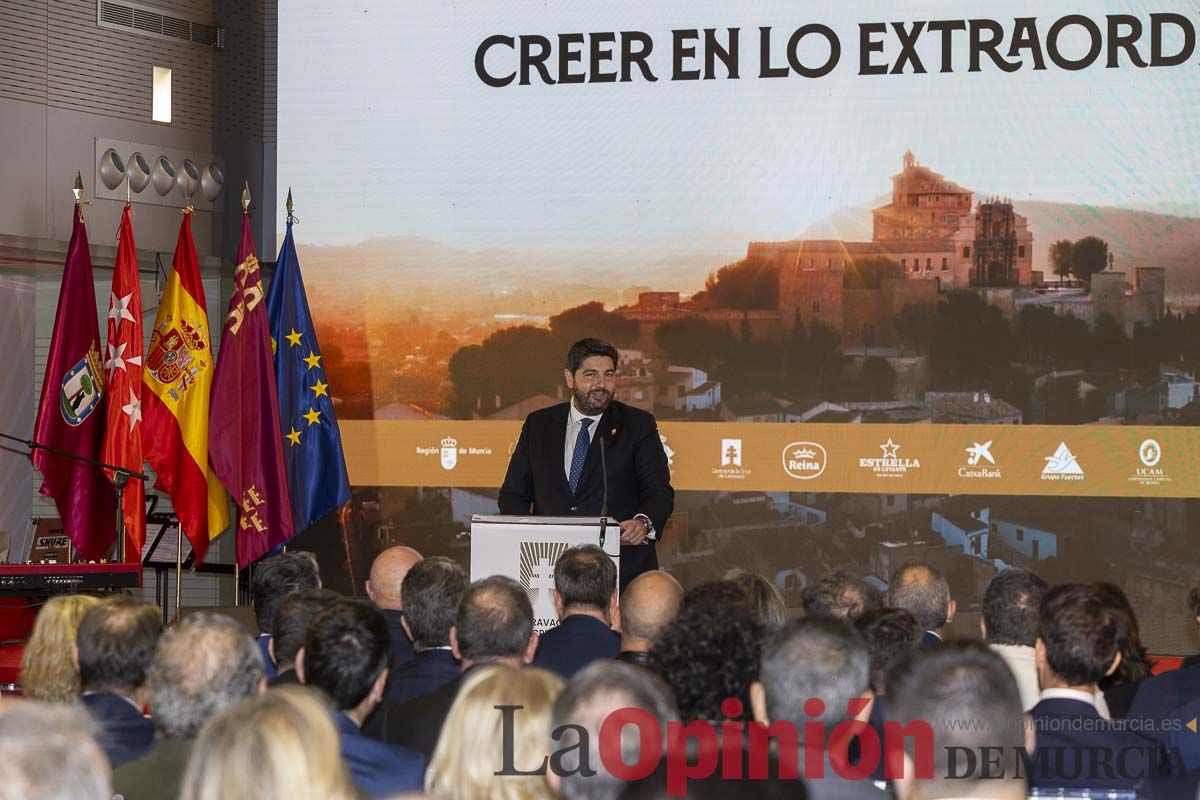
619, 571, 684, 656
451, 575, 539, 669
888, 561, 955, 642
366, 546, 423, 610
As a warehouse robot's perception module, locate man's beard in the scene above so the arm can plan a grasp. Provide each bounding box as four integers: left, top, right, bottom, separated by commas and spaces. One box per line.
574, 386, 611, 416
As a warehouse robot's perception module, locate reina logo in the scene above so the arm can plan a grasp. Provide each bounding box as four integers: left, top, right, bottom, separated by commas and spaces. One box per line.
1041, 442, 1083, 481
959, 441, 1001, 479
713, 438, 752, 480
859, 438, 920, 478
782, 442, 827, 480
1131, 438, 1170, 487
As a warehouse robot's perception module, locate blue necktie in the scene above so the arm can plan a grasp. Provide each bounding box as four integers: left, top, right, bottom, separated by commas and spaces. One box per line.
568, 419, 593, 495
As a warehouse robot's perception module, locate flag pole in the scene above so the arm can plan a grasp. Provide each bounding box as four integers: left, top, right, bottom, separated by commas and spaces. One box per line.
174, 524, 183, 623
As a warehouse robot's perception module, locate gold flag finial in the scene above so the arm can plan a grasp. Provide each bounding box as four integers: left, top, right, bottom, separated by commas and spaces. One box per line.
73, 172, 84, 202
241, 181, 251, 214
286, 187, 294, 218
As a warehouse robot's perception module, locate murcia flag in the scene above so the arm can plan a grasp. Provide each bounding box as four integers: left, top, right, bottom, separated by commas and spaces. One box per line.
142, 212, 230, 562
102, 204, 146, 559
33, 202, 116, 559
209, 208, 294, 566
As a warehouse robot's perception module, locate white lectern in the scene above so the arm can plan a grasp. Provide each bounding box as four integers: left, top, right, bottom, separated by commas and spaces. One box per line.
470, 515, 620, 634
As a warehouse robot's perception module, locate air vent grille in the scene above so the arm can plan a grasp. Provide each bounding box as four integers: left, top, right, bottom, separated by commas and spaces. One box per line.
97, 1, 224, 49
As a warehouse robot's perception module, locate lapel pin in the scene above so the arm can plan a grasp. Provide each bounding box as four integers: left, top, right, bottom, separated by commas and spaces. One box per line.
610, 428, 617, 436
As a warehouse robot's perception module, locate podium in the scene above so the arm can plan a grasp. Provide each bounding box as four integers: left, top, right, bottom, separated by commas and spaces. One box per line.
470, 515, 619, 634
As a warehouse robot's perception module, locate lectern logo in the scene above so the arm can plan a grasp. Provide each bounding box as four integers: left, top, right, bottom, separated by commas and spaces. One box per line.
520, 541, 569, 631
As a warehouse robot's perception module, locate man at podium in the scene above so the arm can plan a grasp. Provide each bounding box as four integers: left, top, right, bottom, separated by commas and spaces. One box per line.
499, 338, 674, 588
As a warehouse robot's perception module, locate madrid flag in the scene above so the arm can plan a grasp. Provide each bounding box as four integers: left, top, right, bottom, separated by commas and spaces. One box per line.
33, 204, 116, 559
142, 212, 230, 562
102, 204, 145, 560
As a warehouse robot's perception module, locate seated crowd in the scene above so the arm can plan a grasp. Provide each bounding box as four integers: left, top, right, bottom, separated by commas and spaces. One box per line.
5, 548, 1200, 800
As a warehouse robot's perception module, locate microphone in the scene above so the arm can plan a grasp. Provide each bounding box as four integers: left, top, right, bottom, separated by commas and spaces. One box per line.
598, 435, 609, 549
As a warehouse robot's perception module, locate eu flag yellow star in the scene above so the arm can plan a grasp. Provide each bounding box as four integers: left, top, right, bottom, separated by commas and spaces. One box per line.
303, 351, 322, 370
286, 427, 302, 446
286, 328, 304, 347
311, 379, 329, 398
303, 407, 322, 426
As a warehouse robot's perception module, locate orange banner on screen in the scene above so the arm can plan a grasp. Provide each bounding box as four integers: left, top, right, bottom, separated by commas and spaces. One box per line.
341, 421, 1199, 499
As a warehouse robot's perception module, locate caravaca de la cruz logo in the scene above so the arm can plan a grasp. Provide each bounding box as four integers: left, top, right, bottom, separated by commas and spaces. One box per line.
858, 438, 919, 479
145, 315, 210, 401
959, 440, 1001, 480
417, 436, 493, 471
782, 442, 827, 480
59, 343, 105, 426
713, 438, 752, 480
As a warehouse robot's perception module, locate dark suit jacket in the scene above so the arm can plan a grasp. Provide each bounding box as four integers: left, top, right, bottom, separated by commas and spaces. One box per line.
1129, 662, 1200, 734
498, 400, 674, 587
81, 692, 154, 769
257, 633, 278, 680
533, 614, 621, 680
383, 608, 416, 673
335, 711, 426, 799
617, 649, 651, 668
366, 668, 473, 760
385, 647, 459, 705
269, 667, 301, 687
1028, 697, 1167, 794
112, 737, 193, 800
919, 630, 942, 649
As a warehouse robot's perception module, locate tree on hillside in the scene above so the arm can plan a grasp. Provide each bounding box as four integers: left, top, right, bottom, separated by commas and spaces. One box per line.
691, 258, 779, 309
1049, 239, 1074, 284
785, 320, 846, 400
893, 302, 936, 355
548, 302, 640, 349
446, 326, 560, 418
927, 291, 1016, 390
1071, 236, 1110, 284
857, 356, 897, 400
653, 317, 730, 374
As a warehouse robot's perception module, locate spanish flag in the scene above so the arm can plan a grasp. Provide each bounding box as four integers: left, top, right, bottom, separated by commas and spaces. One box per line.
142, 212, 230, 562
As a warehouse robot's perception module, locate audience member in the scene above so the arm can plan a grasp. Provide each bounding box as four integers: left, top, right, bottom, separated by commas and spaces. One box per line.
855, 607, 921, 697
179, 686, 356, 800
113, 612, 265, 800
366, 545, 423, 674
979, 569, 1047, 711
1029, 584, 1166, 795
887, 562, 954, 647
268, 588, 341, 687
803, 571, 882, 622
75, 596, 163, 767
548, 661, 678, 800
1094, 582, 1152, 719
426, 666, 563, 800
534, 545, 620, 679
617, 570, 683, 667
297, 598, 426, 798
649, 580, 764, 722
19, 593, 99, 702
751, 616, 885, 800
0, 701, 112, 800
388, 556, 466, 703
368, 575, 539, 758
251, 552, 321, 679
1183, 585, 1200, 669
726, 568, 788, 629
889, 643, 1028, 800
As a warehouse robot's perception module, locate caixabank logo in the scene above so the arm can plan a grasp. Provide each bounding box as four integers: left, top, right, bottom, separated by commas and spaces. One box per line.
782, 442, 827, 480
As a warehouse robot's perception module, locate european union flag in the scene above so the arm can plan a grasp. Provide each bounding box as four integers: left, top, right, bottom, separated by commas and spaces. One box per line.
265, 219, 351, 534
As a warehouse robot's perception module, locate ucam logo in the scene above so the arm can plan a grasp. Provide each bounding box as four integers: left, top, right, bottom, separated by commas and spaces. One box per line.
782, 442, 827, 480
959, 441, 1001, 479
1041, 442, 1083, 482
1131, 438, 1170, 487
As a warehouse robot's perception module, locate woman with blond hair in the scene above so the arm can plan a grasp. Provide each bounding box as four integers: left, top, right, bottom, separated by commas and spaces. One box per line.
179, 685, 356, 800
19, 594, 100, 702
426, 665, 564, 800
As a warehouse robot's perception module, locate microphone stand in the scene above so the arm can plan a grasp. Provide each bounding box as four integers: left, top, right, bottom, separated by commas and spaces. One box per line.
598, 436, 609, 549
0, 430, 148, 564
